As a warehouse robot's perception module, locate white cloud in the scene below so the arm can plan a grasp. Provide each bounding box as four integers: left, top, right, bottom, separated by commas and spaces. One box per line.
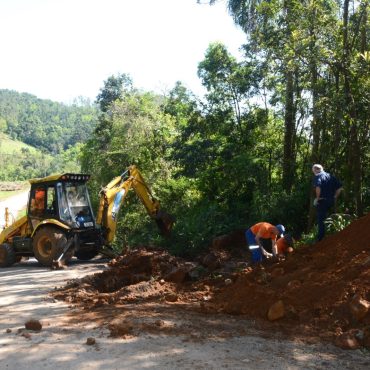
0, 0, 245, 103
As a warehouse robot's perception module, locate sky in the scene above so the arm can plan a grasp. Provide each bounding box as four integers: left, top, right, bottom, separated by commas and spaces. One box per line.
0, 0, 246, 104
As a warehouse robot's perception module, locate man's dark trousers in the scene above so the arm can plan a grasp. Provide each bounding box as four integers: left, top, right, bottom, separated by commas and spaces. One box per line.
316, 198, 334, 241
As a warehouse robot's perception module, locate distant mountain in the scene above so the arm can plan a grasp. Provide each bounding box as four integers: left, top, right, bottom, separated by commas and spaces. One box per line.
0, 89, 98, 154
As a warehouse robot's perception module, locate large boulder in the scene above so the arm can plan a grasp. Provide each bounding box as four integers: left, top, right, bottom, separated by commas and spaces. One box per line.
335, 331, 361, 350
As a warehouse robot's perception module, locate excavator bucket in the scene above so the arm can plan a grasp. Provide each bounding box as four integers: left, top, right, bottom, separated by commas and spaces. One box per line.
155, 210, 174, 236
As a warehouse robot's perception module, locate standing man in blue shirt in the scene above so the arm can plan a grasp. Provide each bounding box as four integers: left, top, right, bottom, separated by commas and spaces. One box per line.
312, 164, 343, 241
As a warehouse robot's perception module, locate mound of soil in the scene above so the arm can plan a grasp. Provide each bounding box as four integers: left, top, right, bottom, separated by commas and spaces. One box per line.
53, 247, 209, 308
206, 212, 370, 346
53, 213, 370, 348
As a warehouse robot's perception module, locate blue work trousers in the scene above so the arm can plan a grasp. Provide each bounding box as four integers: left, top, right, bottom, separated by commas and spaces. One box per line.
245, 228, 263, 263
316, 198, 334, 241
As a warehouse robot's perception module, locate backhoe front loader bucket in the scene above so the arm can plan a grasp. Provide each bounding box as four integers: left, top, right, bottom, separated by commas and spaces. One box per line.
155, 210, 174, 236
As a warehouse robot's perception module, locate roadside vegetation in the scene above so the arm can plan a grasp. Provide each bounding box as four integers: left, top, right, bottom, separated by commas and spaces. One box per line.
0, 1, 368, 257
0, 90, 98, 180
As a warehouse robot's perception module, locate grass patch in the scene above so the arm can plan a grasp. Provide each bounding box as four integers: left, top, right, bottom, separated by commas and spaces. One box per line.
0, 133, 39, 154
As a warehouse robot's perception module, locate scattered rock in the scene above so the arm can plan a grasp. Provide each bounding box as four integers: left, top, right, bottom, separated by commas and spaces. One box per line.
349, 295, 370, 321
202, 253, 220, 270
267, 300, 285, 321
5, 328, 11, 333
109, 320, 134, 337
224, 278, 232, 286
25, 319, 42, 331
159, 279, 165, 285
335, 332, 361, 350
86, 337, 96, 345
164, 267, 187, 284
155, 320, 165, 327
165, 293, 178, 302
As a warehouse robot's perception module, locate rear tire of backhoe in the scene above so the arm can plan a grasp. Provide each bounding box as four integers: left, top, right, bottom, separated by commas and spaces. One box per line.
0, 243, 16, 267
33, 227, 71, 267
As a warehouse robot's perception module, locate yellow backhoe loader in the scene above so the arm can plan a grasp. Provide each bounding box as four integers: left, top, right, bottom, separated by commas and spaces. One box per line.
0, 165, 173, 268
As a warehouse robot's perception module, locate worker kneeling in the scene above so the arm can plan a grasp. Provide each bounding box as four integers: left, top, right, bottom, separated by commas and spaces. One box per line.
275, 233, 294, 259
245, 222, 285, 263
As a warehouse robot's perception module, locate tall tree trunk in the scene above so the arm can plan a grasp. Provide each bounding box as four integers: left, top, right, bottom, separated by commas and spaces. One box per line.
333, 70, 341, 171
308, 1, 320, 230
342, 0, 363, 216
282, 69, 296, 193
282, 1, 296, 194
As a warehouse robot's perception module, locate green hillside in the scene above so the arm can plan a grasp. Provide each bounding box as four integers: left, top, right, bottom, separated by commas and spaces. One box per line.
0, 89, 98, 154
0, 133, 79, 181
0, 132, 39, 154
0, 89, 98, 181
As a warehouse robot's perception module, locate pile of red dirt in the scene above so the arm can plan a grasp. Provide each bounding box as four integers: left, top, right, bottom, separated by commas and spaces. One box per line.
205, 212, 370, 348
53, 213, 370, 348
53, 246, 210, 309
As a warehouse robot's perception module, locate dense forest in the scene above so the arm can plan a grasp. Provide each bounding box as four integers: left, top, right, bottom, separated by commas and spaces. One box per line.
82, 0, 369, 254
0, 89, 98, 180
1, 0, 369, 255
0, 90, 97, 153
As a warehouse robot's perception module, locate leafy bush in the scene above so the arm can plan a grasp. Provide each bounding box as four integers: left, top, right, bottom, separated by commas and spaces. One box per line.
324, 213, 355, 234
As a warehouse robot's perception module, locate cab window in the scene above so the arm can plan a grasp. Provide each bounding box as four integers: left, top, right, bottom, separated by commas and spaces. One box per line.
46, 186, 57, 215
30, 187, 46, 216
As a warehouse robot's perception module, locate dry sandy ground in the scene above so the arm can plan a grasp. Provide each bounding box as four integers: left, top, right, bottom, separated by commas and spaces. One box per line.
1, 259, 369, 370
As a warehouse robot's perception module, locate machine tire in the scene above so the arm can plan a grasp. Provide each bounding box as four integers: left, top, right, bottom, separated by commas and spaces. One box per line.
33, 227, 69, 267
74, 249, 99, 261
0, 243, 16, 267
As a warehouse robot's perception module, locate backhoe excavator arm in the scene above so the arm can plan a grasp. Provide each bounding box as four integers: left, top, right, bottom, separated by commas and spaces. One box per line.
95, 165, 173, 245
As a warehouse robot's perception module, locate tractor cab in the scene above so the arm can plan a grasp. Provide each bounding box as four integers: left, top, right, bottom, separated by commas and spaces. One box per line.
28, 173, 94, 231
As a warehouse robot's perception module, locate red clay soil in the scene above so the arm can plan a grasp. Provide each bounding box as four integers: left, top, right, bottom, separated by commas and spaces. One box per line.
206, 212, 370, 344
53, 213, 370, 347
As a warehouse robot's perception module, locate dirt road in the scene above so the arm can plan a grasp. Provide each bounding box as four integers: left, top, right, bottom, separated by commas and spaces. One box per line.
0, 190, 29, 228
0, 259, 368, 369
